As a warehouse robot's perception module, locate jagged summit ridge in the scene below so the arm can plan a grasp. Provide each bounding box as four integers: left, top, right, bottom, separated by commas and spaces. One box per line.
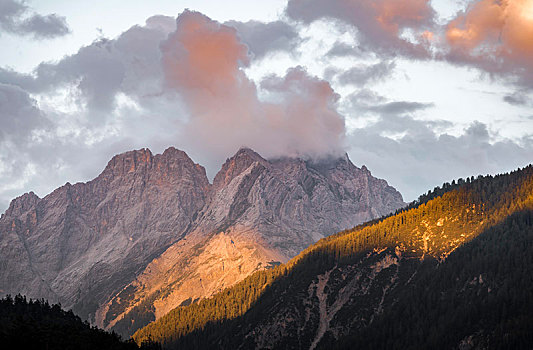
213, 147, 268, 189
101, 147, 208, 185
3, 191, 40, 218
5, 146, 396, 216
0, 146, 405, 338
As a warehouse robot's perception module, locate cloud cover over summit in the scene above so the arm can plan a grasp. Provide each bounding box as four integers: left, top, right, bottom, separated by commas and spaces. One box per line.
161, 11, 345, 162
0, 0, 532, 209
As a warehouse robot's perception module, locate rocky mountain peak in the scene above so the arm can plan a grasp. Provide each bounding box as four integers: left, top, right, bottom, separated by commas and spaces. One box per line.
98, 147, 209, 189
4, 191, 40, 218
151, 147, 210, 188
0, 146, 406, 338
102, 148, 154, 177
304, 152, 352, 174
158, 146, 194, 163
213, 147, 268, 189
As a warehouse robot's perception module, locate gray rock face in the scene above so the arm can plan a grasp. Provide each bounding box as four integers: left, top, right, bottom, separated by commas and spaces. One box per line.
0, 147, 210, 321
0, 147, 404, 335
206, 148, 403, 259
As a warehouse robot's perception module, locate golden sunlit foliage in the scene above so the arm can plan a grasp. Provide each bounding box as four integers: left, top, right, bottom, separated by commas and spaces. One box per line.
133, 165, 533, 347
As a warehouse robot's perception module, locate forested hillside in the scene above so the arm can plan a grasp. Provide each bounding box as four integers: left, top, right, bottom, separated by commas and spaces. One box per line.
0, 147, 403, 340
133, 165, 533, 349
0, 295, 160, 349
336, 208, 533, 349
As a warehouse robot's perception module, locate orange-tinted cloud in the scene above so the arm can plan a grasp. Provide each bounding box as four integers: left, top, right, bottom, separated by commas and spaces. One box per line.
373, 0, 433, 34
161, 11, 345, 162
162, 11, 249, 94
446, 0, 533, 86
261, 67, 345, 156
286, 0, 435, 57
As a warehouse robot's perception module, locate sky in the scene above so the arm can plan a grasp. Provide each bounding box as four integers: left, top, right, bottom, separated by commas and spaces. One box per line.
0, 0, 532, 211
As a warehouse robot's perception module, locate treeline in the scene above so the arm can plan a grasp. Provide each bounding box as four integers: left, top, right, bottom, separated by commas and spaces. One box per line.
133, 165, 533, 348
133, 265, 287, 346
308, 164, 533, 264
0, 294, 160, 350
332, 208, 533, 349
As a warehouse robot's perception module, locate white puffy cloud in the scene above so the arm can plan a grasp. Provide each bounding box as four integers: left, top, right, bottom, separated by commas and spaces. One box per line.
161, 11, 345, 164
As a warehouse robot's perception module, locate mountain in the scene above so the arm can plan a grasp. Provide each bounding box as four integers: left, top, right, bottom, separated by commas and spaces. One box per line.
0, 147, 404, 338
0, 148, 209, 324
106, 148, 404, 336
132, 165, 533, 349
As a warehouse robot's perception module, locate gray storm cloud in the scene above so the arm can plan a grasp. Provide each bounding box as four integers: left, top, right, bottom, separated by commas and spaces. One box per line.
224, 19, 301, 60
286, 0, 436, 58
0, 0, 69, 39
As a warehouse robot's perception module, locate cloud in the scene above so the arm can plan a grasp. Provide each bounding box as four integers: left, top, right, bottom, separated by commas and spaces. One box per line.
0, 10, 346, 212
366, 101, 434, 115
0, 15, 176, 120
260, 67, 346, 156
162, 11, 251, 94
326, 41, 365, 57
225, 20, 301, 59
0, 0, 69, 38
0, 83, 49, 141
347, 115, 533, 201
161, 10, 345, 162
285, 0, 533, 89
344, 89, 434, 116
445, 0, 533, 87
286, 0, 436, 58
503, 90, 530, 106
336, 60, 396, 86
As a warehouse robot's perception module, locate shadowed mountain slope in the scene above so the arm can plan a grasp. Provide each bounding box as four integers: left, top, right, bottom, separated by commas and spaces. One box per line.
0, 294, 160, 350
132, 165, 533, 349
0, 147, 404, 339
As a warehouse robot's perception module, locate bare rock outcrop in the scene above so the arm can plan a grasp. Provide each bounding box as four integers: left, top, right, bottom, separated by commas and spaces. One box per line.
0, 147, 210, 322
0, 147, 404, 336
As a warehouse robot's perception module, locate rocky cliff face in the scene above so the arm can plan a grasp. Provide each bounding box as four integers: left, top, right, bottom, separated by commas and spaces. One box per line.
0, 147, 210, 322
0, 147, 404, 336
105, 148, 404, 336
132, 165, 533, 350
